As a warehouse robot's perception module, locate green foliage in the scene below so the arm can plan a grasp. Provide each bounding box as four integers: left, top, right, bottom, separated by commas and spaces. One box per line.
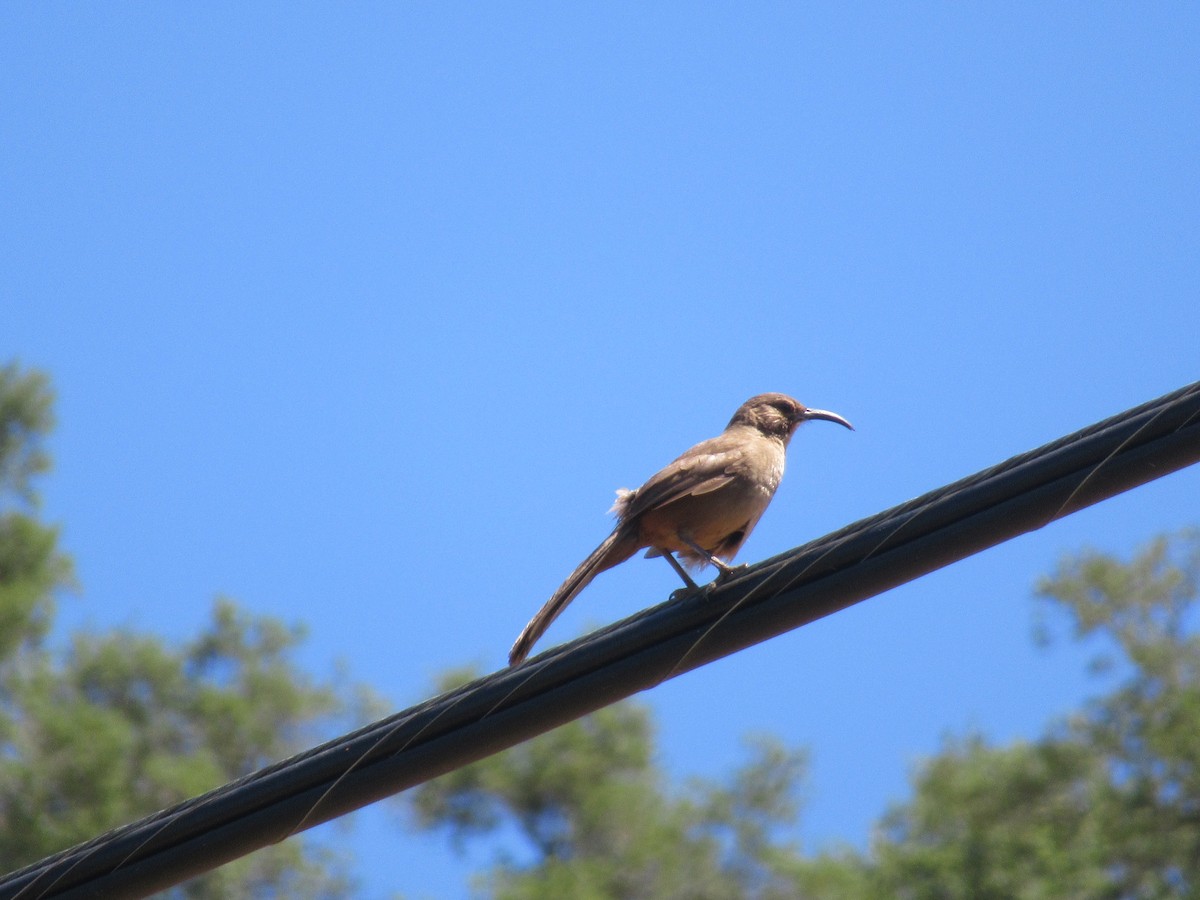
0, 364, 70, 657
866, 530, 1200, 899
870, 736, 1113, 899
412, 531, 1200, 899
0, 510, 69, 657
0, 601, 362, 897
0, 363, 372, 898
411, 671, 812, 899
1037, 532, 1200, 897
10, 358, 1199, 898
0, 363, 54, 508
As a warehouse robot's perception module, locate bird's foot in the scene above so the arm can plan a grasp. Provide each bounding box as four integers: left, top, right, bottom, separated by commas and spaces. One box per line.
670, 582, 713, 603
713, 562, 749, 584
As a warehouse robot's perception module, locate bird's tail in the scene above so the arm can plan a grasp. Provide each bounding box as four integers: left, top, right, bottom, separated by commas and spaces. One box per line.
508, 527, 639, 666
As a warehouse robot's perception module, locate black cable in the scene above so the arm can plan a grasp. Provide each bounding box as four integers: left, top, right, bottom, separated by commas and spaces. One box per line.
4, 382, 1199, 900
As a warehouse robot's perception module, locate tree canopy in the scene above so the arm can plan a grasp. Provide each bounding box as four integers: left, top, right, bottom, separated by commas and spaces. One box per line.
412, 668, 811, 900
0, 362, 375, 897
410, 531, 1200, 899
5, 359, 1198, 897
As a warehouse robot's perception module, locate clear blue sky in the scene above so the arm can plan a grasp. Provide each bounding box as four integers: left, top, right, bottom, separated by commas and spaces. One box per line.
3, 4, 1198, 898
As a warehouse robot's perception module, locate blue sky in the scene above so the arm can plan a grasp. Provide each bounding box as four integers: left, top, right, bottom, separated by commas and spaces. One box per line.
3, 4, 1198, 897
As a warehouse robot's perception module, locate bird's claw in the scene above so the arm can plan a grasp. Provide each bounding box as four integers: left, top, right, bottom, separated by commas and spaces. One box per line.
670, 582, 713, 603
713, 562, 749, 584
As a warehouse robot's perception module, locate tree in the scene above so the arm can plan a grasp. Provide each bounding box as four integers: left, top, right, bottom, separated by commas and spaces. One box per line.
857, 530, 1200, 900
0, 363, 66, 657
410, 531, 1200, 899
411, 669, 812, 900
0, 362, 376, 898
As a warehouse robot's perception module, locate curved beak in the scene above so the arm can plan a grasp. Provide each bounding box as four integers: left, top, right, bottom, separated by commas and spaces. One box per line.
803, 408, 854, 431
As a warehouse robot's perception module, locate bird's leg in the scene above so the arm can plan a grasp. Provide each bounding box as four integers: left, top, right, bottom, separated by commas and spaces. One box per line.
679, 535, 742, 582
657, 548, 700, 591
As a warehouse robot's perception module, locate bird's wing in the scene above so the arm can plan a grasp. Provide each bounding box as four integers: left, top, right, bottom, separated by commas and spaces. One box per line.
619, 434, 746, 520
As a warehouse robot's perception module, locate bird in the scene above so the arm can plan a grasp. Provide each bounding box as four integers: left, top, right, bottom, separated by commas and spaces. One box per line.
508, 393, 853, 665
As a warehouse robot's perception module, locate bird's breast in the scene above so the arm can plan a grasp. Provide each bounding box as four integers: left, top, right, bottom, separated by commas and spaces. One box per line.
738, 434, 786, 495
759, 455, 785, 494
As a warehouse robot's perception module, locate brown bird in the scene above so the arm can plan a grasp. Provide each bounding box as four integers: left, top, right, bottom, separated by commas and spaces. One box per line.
508, 393, 853, 665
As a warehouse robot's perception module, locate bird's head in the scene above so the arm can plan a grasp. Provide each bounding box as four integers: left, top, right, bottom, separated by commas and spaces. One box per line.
728, 393, 854, 442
